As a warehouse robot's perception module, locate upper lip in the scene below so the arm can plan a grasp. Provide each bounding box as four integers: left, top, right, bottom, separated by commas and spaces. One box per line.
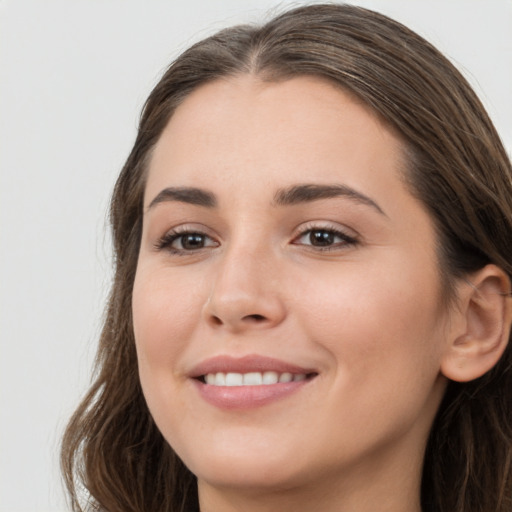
188, 354, 316, 378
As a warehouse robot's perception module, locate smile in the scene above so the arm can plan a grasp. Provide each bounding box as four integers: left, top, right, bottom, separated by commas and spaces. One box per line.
203, 371, 308, 386
189, 355, 318, 409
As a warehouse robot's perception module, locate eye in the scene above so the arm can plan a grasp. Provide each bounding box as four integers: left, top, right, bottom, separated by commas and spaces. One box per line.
155, 229, 219, 254
293, 227, 358, 250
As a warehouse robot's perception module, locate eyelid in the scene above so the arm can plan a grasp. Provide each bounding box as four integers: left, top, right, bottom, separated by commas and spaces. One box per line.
292, 220, 359, 239
152, 220, 359, 255
153, 224, 220, 253
290, 221, 360, 250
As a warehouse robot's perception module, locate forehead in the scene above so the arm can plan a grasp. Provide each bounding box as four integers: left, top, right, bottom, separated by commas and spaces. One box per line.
145, 75, 406, 209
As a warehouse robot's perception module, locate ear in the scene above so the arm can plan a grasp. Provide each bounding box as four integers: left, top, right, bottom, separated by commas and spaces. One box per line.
441, 264, 512, 382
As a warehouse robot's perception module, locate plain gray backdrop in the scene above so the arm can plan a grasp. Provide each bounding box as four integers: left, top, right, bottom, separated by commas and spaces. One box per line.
1, 1, 511, 510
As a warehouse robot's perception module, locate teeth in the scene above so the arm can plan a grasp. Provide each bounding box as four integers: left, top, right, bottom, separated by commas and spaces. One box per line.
279, 372, 292, 383
262, 371, 279, 384
225, 373, 242, 386
243, 372, 262, 385
208, 373, 225, 386
203, 371, 308, 387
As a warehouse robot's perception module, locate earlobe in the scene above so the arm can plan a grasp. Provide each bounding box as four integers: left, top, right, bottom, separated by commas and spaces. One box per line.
441, 264, 512, 383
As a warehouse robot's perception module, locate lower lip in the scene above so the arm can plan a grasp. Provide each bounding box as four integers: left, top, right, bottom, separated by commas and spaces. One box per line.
192, 379, 312, 409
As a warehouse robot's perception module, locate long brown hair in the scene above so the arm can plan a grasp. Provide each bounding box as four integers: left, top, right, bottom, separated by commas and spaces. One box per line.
61, 4, 512, 511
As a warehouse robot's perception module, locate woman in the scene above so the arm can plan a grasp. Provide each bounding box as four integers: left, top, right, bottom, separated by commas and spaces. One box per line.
61, 4, 512, 512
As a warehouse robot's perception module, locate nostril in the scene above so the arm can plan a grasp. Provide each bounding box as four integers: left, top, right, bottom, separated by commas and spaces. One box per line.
211, 316, 223, 326
244, 314, 266, 322
208, 313, 266, 327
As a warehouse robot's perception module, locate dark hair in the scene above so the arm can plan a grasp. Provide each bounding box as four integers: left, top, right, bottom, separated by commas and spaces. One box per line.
61, 4, 512, 511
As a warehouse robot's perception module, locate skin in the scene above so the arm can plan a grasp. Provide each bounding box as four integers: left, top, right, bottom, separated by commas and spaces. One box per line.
132, 75, 461, 512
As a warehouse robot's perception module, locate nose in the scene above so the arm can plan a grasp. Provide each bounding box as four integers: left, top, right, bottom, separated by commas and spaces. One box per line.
203, 244, 287, 333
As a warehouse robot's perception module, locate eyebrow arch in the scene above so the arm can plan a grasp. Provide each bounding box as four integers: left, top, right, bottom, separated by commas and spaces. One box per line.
273, 183, 386, 216
147, 187, 217, 210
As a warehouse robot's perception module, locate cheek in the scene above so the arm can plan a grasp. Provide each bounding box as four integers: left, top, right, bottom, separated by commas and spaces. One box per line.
293, 260, 447, 451
132, 266, 205, 381
295, 256, 445, 383
132, 265, 211, 443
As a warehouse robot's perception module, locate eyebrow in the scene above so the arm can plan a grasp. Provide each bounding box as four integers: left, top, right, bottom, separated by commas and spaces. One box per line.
147, 183, 385, 216
273, 183, 386, 215
147, 187, 217, 210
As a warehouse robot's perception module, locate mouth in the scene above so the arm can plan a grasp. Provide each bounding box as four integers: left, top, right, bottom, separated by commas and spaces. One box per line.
189, 355, 318, 409
198, 371, 316, 386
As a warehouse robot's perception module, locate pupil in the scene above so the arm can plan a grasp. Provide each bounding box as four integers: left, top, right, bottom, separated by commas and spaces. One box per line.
182, 234, 204, 250
310, 230, 334, 246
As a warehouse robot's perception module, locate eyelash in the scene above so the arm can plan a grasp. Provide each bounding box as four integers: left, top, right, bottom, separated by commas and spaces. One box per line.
154, 227, 218, 255
154, 225, 359, 255
292, 225, 359, 251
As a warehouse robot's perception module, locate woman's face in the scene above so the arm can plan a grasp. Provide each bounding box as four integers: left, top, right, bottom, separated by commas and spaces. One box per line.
133, 76, 454, 498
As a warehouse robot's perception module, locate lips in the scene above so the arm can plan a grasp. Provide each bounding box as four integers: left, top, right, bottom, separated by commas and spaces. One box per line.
189, 354, 316, 380
189, 355, 317, 409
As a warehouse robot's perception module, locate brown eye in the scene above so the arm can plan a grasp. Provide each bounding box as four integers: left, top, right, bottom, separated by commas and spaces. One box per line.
309, 230, 336, 246
178, 233, 207, 250
156, 230, 219, 254
293, 227, 358, 251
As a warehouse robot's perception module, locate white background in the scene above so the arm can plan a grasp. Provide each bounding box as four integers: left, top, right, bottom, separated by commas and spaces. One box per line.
1, 1, 511, 511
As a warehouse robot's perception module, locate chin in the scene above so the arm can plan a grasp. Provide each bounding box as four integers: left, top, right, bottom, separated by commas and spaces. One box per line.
193, 458, 311, 492
176, 433, 313, 491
